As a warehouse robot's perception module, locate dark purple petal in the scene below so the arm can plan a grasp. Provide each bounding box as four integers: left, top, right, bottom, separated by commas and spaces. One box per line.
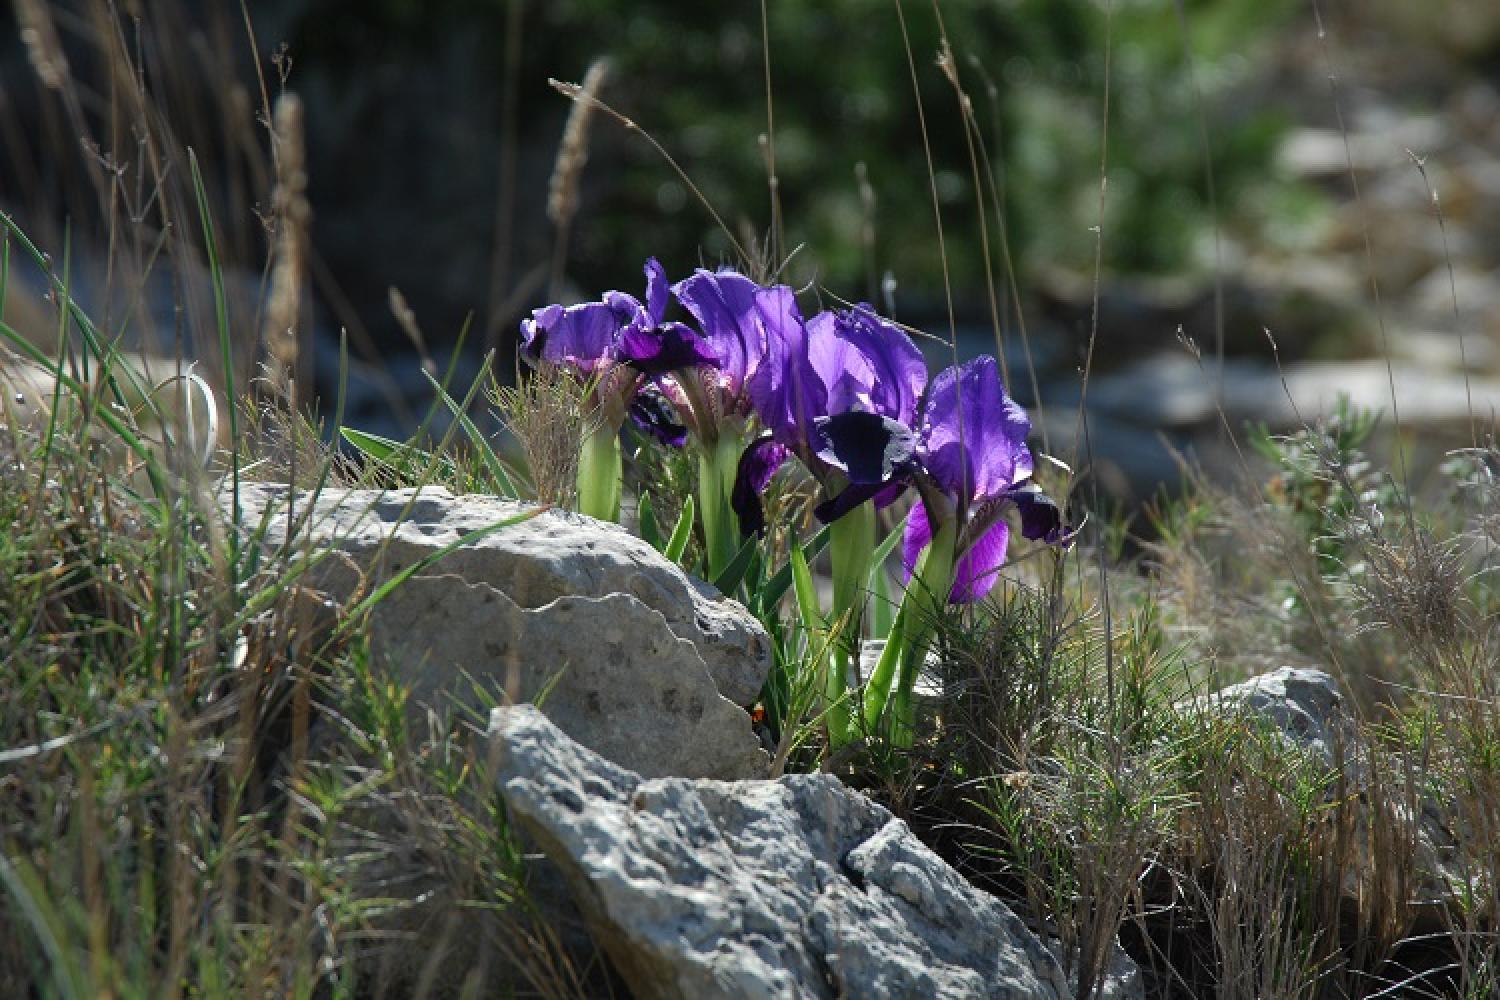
644, 258, 670, 325
732, 435, 789, 537
813, 411, 917, 486
814, 479, 903, 525
628, 390, 688, 448
835, 305, 927, 425
620, 320, 720, 376
671, 268, 768, 391
1008, 480, 1069, 544
518, 301, 620, 373
870, 480, 909, 510
919, 355, 1033, 503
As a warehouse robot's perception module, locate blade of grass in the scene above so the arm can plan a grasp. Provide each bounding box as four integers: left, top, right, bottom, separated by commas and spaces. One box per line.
420, 357, 520, 497
712, 532, 759, 596
663, 494, 696, 564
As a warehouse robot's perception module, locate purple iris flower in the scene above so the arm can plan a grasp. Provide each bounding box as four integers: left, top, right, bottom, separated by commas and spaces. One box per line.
628, 388, 689, 448
521, 258, 718, 378
670, 267, 783, 399
815, 355, 1065, 603
729, 298, 927, 535
518, 258, 716, 435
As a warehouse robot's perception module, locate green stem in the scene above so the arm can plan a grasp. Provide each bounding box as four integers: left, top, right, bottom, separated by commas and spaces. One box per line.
863, 517, 957, 746
826, 500, 875, 747
577, 424, 622, 522
697, 435, 742, 580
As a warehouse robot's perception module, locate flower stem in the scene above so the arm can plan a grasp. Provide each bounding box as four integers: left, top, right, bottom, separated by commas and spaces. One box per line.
826, 500, 875, 747
863, 517, 956, 746
697, 434, 742, 580
577, 424, 622, 522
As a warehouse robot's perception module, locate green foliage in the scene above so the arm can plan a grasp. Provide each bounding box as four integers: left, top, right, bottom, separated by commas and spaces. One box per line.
289, 0, 1306, 294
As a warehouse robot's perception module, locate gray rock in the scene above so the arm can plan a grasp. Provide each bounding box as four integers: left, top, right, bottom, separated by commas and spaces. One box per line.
1049, 938, 1145, 1000
490, 704, 1070, 1000
1197, 665, 1353, 766
231, 483, 772, 779
232, 482, 769, 706
1195, 667, 1470, 929
370, 575, 768, 780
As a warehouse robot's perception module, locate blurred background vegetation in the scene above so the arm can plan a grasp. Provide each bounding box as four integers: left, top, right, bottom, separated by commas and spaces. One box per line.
4, 0, 1500, 500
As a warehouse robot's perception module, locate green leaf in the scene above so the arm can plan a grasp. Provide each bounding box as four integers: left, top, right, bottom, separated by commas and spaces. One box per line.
790, 542, 824, 635
420, 361, 521, 498
868, 518, 902, 640
340, 426, 449, 477
870, 519, 904, 577
638, 492, 663, 551
861, 602, 907, 732
663, 494, 695, 564
711, 533, 759, 595
759, 525, 831, 613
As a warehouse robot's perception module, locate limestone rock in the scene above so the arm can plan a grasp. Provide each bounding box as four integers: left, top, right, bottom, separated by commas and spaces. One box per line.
1197, 666, 1353, 766
1197, 667, 1470, 929
490, 704, 1069, 1000
370, 575, 768, 780
233, 482, 770, 705
231, 483, 771, 779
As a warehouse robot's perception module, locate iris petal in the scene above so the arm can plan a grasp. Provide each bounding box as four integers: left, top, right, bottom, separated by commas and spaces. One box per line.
813, 479, 902, 524
748, 290, 825, 447
919, 355, 1033, 502
950, 517, 1009, 603
518, 300, 620, 373
671, 268, 775, 391
813, 411, 917, 486
1008, 480, 1069, 544
834, 305, 927, 426
900, 498, 933, 585
901, 500, 1009, 604
644, 257, 670, 325
620, 321, 720, 376
731, 435, 789, 537
628, 390, 689, 448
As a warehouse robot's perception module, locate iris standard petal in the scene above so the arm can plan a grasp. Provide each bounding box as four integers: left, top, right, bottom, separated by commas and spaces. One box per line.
731, 435, 789, 537
628, 389, 689, 448
519, 300, 620, 373
747, 287, 825, 445
919, 355, 1033, 502
806, 310, 877, 416
644, 257, 670, 325
671, 268, 768, 390
835, 305, 927, 426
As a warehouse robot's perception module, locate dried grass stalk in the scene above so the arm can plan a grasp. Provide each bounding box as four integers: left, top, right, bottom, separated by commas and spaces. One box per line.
262, 93, 311, 398
547, 57, 610, 230
492, 364, 599, 509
